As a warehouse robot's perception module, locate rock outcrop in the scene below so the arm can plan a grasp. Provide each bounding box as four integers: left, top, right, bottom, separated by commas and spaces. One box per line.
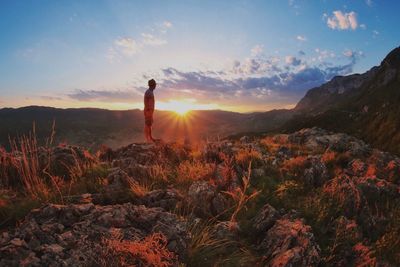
0, 203, 189, 266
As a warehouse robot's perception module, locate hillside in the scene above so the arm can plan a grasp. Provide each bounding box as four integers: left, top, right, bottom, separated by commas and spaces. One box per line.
1, 128, 400, 266
0, 107, 292, 150
285, 46, 400, 155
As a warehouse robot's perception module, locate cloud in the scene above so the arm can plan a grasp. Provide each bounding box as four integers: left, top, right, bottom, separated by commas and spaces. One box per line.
162, 21, 173, 29
232, 57, 281, 75
314, 48, 336, 61
114, 37, 140, 56
326, 11, 358, 30
108, 21, 172, 60
251, 44, 264, 56
141, 33, 167, 46
296, 35, 307, 42
365, 0, 373, 7
41, 96, 64, 101
96, 45, 361, 109
285, 56, 302, 66
372, 30, 379, 38
342, 49, 363, 61
68, 89, 141, 102
159, 52, 359, 105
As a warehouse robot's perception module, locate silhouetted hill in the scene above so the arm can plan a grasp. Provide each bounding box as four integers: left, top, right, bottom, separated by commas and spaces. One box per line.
0, 106, 292, 149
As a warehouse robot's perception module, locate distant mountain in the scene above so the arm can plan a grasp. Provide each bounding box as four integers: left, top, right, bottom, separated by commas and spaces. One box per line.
283, 46, 400, 154
0, 106, 292, 149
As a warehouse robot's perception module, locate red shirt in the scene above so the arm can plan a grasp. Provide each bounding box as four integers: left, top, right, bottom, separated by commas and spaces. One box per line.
144, 89, 155, 116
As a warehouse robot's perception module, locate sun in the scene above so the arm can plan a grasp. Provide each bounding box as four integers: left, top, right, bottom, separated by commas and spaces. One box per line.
174, 105, 191, 115
157, 99, 219, 115
158, 100, 193, 116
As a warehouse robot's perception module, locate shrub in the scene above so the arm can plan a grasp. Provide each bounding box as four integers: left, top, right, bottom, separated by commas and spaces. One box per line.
376, 207, 400, 264
322, 174, 362, 218
274, 180, 302, 199
280, 156, 309, 178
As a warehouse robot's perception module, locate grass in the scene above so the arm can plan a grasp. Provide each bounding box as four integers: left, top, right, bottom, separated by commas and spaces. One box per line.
235, 148, 263, 168
175, 160, 215, 188
9, 130, 51, 201
186, 218, 261, 266
2, 124, 400, 266
0, 125, 110, 228
223, 162, 260, 223
102, 232, 177, 267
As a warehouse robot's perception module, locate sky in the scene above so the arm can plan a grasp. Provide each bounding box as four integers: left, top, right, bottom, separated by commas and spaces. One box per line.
0, 0, 399, 112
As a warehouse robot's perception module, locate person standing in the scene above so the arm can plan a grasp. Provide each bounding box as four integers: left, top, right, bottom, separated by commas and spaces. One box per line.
144, 79, 156, 142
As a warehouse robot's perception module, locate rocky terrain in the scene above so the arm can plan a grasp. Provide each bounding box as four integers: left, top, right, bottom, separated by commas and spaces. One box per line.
1, 127, 400, 266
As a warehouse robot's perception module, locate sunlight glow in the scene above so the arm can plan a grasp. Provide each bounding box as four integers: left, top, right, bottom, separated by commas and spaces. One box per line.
157, 99, 218, 115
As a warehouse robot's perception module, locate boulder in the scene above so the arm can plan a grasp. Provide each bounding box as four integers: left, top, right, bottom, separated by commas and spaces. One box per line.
253, 204, 280, 234
258, 216, 320, 267
187, 181, 228, 218
141, 189, 183, 211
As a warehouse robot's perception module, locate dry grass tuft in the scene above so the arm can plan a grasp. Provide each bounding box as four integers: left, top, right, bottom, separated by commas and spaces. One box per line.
274, 180, 301, 199
187, 219, 234, 265
235, 148, 262, 168
223, 162, 260, 223
176, 160, 215, 185
127, 177, 150, 198
9, 131, 51, 201
323, 174, 362, 216
104, 232, 176, 267
281, 156, 309, 177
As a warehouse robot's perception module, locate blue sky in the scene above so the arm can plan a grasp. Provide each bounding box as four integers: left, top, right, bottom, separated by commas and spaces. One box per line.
0, 0, 399, 112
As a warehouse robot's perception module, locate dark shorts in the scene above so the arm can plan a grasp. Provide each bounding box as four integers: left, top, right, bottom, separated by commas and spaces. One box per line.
145, 116, 153, 126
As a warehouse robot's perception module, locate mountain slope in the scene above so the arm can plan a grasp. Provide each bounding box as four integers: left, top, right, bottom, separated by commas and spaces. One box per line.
284, 46, 400, 155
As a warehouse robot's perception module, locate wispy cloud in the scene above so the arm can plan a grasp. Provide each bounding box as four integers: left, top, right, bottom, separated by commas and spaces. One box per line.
296, 35, 307, 42
114, 37, 140, 56
365, 0, 373, 7
68, 89, 142, 102
250, 44, 264, 57
163, 21, 172, 28
325, 11, 358, 30
141, 33, 167, 46
314, 48, 336, 61
41, 96, 64, 101
108, 21, 172, 61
